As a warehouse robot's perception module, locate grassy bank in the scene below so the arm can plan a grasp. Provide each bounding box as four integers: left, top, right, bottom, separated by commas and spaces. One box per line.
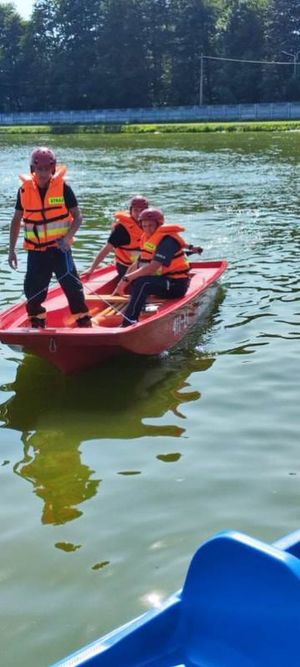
0, 119, 300, 134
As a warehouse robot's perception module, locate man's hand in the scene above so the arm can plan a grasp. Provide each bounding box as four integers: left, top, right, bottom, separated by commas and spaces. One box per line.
187, 245, 203, 255
58, 236, 72, 252
81, 269, 92, 280
113, 278, 127, 296
8, 211, 22, 269
8, 249, 18, 269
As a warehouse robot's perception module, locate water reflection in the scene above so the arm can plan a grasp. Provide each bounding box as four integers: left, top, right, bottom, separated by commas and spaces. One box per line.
0, 351, 213, 436
14, 430, 99, 526
0, 348, 215, 526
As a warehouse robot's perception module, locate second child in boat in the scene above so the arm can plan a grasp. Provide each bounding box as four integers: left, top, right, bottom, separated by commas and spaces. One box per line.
115, 207, 202, 326
86, 195, 149, 279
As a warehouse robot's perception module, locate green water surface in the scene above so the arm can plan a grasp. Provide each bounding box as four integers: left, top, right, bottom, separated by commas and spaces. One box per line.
0, 131, 299, 666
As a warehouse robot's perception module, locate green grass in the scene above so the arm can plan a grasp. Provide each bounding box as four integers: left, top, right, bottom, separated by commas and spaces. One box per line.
120, 120, 300, 133
0, 119, 300, 134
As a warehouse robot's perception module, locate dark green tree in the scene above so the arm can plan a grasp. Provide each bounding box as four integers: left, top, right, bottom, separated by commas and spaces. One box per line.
169, 0, 216, 105
142, 0, 173, 105
213, 0, 266, 103
0, 3, 26, 111
97, 0, 150, 108
54, 0, 104, 109
263, 0, 300, 101
20, 0, 59, 110
2, 0, 299, 111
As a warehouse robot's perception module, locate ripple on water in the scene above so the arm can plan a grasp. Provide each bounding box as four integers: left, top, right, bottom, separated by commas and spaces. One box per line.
0, 133, 299, 667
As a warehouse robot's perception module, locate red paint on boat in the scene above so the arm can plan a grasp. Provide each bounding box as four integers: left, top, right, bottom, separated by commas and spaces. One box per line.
0, 261, 227, 373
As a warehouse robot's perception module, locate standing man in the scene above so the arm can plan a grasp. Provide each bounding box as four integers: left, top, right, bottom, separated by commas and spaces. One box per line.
8, 146, 91, 328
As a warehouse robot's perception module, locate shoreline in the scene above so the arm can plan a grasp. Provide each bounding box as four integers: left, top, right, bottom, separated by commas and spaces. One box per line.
0, 120, 300, 135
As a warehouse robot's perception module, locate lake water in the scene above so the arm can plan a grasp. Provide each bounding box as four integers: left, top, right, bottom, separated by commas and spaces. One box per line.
0, 131, 299, 666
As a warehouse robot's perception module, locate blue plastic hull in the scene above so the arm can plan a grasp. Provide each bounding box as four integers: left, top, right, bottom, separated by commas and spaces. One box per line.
52, 529, 300, 666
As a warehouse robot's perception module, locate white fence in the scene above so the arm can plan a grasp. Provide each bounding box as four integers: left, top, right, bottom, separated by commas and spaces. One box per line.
1, 102, 300, 125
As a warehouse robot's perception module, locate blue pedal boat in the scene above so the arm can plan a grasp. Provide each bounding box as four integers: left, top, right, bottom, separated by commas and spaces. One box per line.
53, 529, 300, 667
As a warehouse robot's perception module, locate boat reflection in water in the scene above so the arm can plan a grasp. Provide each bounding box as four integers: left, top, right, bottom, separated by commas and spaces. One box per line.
0, 287, 223, 528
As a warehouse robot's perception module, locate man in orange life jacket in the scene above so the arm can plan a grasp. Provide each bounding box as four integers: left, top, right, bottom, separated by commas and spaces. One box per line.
115, 208, 202, 326
8, 147, 91, 328
86, 195, 149, 278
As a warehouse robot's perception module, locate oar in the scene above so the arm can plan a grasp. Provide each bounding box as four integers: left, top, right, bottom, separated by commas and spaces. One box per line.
87, 293, 129, 324
92, 301, 128, 326
64, 296, 128, 325
84, 294, 129, 302
84, 294, 129, 320
100, 305, 120, 317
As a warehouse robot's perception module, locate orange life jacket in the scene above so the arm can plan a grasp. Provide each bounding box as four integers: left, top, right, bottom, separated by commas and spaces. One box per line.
139, 225, 190, 279
19, 166, 73, 251
113, 211, 142, 267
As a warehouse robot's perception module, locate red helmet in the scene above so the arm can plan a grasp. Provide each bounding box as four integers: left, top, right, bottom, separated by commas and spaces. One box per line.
129, 195, 149, 211
30, 147, 56, 174
139, 207, 164, 227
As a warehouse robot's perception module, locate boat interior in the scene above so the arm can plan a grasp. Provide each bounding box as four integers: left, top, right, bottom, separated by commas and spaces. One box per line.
0, 262, 224, 331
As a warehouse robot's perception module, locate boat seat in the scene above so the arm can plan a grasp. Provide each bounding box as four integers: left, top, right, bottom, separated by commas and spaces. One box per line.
179, 531, 300, 667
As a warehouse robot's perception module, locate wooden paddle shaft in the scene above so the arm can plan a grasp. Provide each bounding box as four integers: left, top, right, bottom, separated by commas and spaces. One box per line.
85, 294, 129, 302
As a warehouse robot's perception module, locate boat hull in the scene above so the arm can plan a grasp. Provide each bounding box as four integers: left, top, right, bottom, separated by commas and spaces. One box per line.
0, 261, 227, 373
52, 529, 300, 667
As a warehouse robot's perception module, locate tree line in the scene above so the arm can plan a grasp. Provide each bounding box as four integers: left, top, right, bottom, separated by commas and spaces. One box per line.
1, 0, 300, 113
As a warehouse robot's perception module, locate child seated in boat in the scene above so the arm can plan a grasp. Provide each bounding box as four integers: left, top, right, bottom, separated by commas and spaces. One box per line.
86, 195, 149, 279
114, 208, 202, 326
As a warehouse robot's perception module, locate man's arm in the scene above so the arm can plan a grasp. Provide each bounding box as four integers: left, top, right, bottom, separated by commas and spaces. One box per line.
60, 205, 82, 249
114, 236, 180, 294
114, 258, 162, 295
86, 224, 130, 275
8, 210, 23, 269
87, 242, 114, 275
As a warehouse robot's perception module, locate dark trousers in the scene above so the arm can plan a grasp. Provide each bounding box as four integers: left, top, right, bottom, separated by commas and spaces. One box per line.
24, 248, 89, 317
122, 275, 189, 326
116, 262, 129, 278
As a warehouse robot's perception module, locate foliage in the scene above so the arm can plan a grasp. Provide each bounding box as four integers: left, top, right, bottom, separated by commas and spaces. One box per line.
263, 0, 300, 101
0, 0, 300, 111
0, 3, 26, 110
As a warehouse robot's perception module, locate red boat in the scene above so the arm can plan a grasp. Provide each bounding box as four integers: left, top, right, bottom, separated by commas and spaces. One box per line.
0, 261, 227, 373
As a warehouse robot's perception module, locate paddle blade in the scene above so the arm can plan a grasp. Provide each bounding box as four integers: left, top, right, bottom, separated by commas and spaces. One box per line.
92, 313, 123, 327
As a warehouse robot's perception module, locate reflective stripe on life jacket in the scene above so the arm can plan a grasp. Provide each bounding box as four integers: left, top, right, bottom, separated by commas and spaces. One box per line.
113, 211, 142, 267
19, 166, 73, 251
139, 225, 190, 279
